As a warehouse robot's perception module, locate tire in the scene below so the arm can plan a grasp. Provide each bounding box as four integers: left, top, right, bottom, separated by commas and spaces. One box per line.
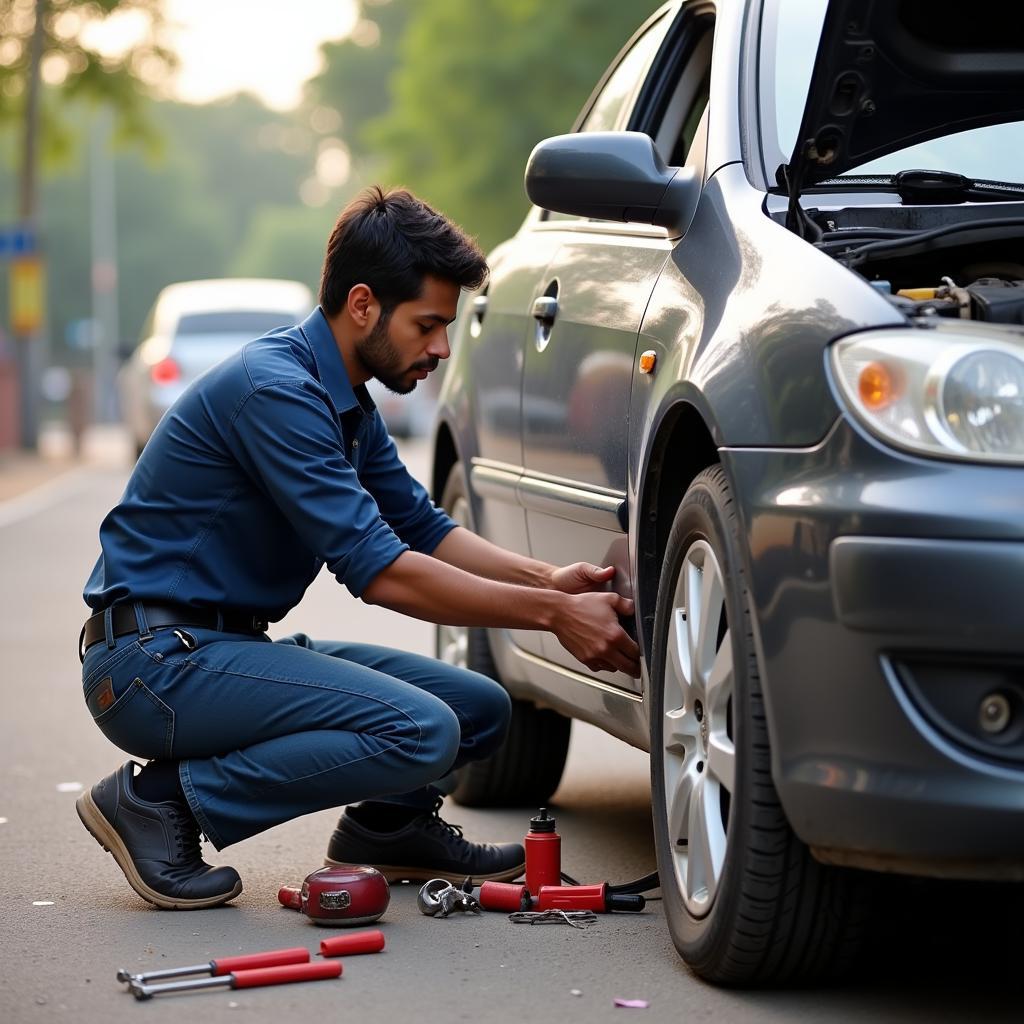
650, 465, 868, 985
436, 463, 571, 808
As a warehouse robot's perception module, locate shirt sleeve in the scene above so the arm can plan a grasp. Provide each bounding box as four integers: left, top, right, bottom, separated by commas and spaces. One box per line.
227, 380, 409, 598
359, 411, 458, 554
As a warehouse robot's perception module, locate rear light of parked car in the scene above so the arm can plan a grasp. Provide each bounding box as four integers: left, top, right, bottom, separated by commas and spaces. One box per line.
150, 356, 180, 385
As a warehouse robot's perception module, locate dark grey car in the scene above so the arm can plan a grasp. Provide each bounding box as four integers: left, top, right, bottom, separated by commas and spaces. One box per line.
430, 0, 1024, 984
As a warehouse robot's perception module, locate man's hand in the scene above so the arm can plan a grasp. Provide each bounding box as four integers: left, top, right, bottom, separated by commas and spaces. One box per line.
549, 562, 616, 594
551, 592, 641, 677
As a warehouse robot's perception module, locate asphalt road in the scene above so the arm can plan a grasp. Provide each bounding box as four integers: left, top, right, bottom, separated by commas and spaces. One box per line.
1, 435, 1020, 1022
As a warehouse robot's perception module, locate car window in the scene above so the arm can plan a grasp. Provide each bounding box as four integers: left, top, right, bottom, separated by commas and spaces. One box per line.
578, 13, 672, 134
173, 311, 300, 338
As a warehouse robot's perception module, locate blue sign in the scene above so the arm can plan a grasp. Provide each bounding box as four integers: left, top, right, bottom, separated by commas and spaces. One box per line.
0, 226, 36, 256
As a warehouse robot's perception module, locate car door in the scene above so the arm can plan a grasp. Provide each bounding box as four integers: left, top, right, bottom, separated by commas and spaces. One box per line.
521, 3, 715, 691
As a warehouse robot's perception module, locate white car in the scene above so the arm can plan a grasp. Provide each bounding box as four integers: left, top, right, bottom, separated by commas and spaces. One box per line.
119, 279, 314, 457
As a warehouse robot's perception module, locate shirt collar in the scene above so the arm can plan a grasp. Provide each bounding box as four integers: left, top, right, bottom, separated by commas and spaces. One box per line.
300, 307, 375, 415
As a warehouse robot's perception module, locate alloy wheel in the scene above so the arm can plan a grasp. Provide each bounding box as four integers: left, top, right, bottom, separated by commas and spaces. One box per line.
661, 539, 736, 916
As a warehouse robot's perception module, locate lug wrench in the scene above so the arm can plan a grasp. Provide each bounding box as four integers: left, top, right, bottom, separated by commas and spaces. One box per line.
118, 946, 309, 987
131, 960, 341, 1000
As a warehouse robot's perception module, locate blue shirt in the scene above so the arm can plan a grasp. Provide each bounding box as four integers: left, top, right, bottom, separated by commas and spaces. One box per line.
84, 308, 456, 619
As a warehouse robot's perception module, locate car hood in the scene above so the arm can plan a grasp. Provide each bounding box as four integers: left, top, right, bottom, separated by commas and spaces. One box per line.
783, 0, 1024, 186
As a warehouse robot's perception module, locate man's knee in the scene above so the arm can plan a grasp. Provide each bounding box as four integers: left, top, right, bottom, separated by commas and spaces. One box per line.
403, 697, 462, 780
465, 672, 512, 752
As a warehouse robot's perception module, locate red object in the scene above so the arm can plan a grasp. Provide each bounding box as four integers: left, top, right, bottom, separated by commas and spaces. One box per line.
150, 356, 180, 385
479, 881, 531, 912
536, 883, 645, 913
230, 961, 341, 989
319, 929, 386, 957
278, 865, 390, 926
211, 948, 309, 975
524, 807, 561, 895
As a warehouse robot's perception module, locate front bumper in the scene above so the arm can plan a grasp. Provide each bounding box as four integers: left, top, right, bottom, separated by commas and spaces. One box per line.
724, 417, 1024, 878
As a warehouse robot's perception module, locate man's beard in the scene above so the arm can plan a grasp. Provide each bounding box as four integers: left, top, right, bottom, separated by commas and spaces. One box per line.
356, 314, 437, 395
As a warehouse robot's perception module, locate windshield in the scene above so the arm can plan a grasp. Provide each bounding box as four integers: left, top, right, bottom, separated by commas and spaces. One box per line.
759, 0, 1024, 184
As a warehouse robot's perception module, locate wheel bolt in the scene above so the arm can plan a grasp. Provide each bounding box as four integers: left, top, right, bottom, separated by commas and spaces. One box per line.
979, 692, 1012, 735
696, 761, 704, 773
694, 701, 703, 722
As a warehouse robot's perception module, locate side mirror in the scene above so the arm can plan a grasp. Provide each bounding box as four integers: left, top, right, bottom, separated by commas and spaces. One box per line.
525, 131, 699, 237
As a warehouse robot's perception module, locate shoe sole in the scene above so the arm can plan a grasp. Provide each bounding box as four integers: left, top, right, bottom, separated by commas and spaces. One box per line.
323, 855, 525, 885
76, 791, 243, 910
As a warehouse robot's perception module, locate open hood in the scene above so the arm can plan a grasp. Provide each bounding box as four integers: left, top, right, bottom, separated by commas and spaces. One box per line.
782, 0, 1024, 189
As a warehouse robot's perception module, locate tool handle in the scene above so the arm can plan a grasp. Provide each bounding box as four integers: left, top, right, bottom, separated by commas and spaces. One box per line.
230, 961, 342, 989
319, 929, 386, 957
278, 885, 303, 909
212, 947, 309, 975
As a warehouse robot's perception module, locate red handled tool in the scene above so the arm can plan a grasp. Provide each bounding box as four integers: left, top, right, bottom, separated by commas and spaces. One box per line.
117, 947, 310, 987
536, 883, 645, 913
319, 929, 386, 957
524, 808, 561, 894
479, 881, 532, 912
131, 960, 341, 1000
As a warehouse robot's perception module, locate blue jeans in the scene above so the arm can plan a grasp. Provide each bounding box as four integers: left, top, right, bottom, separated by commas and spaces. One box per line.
80, 612, 511, 850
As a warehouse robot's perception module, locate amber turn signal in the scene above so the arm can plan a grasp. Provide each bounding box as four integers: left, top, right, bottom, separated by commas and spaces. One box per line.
639, 350, 657, 374
858, 360, 899, 410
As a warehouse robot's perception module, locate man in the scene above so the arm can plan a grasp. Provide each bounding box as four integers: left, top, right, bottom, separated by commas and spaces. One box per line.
77, 186, 640, 910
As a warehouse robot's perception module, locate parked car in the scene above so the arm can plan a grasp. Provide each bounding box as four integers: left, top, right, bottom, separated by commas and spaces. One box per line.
119, 279, 313, 456
431, 0, 1024, 985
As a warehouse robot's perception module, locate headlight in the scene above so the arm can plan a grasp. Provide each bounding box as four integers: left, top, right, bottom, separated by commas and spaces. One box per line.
830, 323, 1024, 464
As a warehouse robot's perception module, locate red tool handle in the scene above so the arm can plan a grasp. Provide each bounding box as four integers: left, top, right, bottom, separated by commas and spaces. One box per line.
278, 885, 303, 910
479, 881, 531, 912
211, 947, 309, 975
319, 929, 386, 957
230, 961, 342, 989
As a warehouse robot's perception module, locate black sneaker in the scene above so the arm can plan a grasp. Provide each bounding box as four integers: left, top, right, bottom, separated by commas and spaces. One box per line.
325, 798, 525, 883
76, 761, 242, 910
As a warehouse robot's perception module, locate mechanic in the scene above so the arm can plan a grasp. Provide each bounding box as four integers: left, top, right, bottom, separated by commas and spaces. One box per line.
77, 186, 641, 910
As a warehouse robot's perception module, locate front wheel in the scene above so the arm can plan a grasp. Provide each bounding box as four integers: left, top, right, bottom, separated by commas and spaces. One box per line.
437, 463, 571, 807
650, 465, 867, 985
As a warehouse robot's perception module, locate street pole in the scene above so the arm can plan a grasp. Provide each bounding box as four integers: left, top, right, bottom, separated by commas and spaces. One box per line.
90, 106, 119, 424
14, 0, 46, 450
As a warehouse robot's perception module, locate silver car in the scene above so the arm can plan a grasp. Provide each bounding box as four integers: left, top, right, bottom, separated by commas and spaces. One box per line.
431, 0, 1024, 985
119, 279, 314, 456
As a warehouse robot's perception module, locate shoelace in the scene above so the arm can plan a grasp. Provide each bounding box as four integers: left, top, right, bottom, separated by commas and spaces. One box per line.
168, 805, 204, 864
421, 799, 467, 846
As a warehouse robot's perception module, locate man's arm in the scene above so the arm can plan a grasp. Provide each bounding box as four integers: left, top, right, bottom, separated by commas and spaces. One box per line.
362, 550, 640, 677
431, 525, 618, 594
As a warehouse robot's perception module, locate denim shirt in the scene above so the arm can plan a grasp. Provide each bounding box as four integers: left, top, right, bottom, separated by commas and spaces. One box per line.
83, 307, 456, 620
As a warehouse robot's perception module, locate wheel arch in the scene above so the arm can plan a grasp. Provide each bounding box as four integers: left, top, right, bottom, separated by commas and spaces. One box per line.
431, 418, 459, 504
636, 400, 720, 660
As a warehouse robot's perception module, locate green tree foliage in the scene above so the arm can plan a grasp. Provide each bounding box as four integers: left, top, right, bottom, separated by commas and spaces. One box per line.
313, 0, 660, 250
0, 0, 175, 164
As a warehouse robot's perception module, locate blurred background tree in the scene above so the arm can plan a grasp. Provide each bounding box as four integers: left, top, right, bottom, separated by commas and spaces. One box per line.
308, 0, 660, 251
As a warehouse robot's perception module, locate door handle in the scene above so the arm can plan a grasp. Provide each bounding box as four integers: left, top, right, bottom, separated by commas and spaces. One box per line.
531, 296, 558, 323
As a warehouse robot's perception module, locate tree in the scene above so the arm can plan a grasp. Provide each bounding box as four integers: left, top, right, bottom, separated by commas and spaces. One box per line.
309, 0, 660, 250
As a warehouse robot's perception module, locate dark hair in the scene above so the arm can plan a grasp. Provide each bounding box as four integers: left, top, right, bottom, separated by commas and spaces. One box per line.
319, 186, 488, 316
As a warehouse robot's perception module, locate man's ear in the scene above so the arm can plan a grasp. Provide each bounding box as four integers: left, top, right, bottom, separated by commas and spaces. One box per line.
347, 284, 378, 328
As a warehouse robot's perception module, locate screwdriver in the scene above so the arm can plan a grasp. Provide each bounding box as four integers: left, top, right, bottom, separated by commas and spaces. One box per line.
131, 960, 341, 1000
117, 946, 310, 987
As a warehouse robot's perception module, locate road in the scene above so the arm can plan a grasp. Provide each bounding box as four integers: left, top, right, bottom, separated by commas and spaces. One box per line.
0, 434, 1019, 1022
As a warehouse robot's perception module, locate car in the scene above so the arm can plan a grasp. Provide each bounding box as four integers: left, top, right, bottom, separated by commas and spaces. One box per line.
430, 0, 1024, 985
119, 279, 314, 456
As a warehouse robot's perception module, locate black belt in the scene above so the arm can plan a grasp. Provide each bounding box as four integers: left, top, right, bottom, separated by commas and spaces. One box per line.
81, 602, 269, 658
